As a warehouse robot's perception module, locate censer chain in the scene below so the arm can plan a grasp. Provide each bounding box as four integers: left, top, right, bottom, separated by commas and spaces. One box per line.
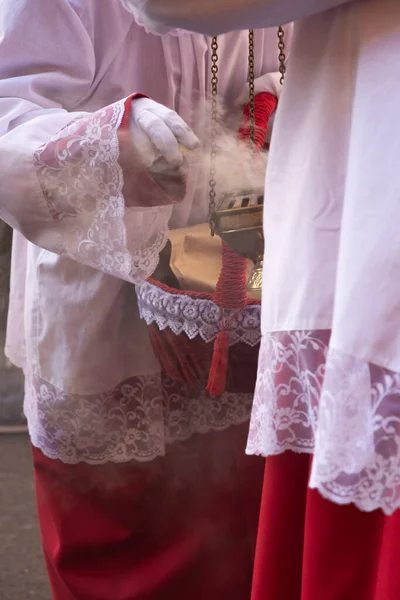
208, 28, 286, 235
278, 26, 286, 85
208, 36, 219, 236
208, 31, 256, 234
248, 29, 256, 145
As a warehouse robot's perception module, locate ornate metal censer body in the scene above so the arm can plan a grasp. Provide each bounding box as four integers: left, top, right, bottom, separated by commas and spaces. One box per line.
208, 28, 286, 293
213, 188, 265, 291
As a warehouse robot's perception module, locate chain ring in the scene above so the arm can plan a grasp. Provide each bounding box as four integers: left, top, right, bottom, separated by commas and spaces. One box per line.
208, 36, 219, 235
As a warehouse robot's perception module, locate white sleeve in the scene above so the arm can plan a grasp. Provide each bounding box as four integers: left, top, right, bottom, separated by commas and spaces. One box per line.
122, 0, 355, 34
0, 0, 176, 284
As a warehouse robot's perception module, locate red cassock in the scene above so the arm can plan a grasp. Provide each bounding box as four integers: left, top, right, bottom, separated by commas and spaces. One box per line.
33, 424, 264, 600
252, 452, 400, 600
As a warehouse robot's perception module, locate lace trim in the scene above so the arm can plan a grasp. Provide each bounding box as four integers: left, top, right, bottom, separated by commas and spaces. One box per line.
25, 371, 253, 465
34, 100, 170, 284
247, 330, 400, 515
136, 281, 262, 346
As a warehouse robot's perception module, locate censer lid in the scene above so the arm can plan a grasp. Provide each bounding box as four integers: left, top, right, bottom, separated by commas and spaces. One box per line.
217, 188, 264, 212
207, 29, 286, 295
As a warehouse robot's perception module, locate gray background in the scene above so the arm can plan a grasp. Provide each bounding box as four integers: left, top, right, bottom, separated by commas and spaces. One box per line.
0, 220, 51, 600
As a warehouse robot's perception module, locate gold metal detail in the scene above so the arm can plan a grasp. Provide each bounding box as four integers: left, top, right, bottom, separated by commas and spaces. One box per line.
207, 28, 286, 293
213, 189, 264, 294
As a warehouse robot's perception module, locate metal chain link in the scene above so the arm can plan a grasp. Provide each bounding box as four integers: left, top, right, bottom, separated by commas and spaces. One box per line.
208, 36, 219, 236
208, 30, 267, 233
278, 26, 286, 85
248, 29, 255, 145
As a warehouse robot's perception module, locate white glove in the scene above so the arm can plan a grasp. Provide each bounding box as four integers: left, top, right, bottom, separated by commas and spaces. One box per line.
130, 97, 199, 168
235, 72, 282, 107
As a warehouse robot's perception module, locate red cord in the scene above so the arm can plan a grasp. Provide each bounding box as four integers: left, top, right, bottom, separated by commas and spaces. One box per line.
207, 92, 277, 396
212, 92, 277, 314
213, 242, 248, 309
238, 92, 277, 151
148, 94, 275, 394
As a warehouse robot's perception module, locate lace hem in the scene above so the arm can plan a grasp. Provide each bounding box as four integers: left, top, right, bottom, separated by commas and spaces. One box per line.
25, 371, 253, 464
247, 330, 400, 515
34, 100, 171, 284
136, 281, 262, 346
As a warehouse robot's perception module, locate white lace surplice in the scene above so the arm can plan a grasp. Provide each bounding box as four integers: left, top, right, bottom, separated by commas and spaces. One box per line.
248, 332, 400, 515
0, 0, 289, 464
33, 102, 172, 284
27, 372, 253, 464
136, 282, 262, 346
246, 0, 400, 516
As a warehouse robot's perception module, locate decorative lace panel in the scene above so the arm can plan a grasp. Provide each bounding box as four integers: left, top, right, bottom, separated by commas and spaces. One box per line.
25, 371, 253, 465
34, 101, 171, 284
247, 330, 400, 515
247, 331, 329, 457
136, 281, 262, 346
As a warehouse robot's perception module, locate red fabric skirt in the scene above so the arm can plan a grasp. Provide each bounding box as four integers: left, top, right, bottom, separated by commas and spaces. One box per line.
32, 423, 264, 600
251, 452, 400, 600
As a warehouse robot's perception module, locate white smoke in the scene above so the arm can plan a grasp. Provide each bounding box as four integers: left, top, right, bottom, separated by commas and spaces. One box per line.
188, 99, 268, 208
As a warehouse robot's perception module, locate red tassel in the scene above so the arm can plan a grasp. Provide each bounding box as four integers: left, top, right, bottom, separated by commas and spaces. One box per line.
206, 331, 229, 397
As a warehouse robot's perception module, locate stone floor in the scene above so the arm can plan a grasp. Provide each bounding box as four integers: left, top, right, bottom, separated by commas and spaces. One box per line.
0, 221, 50, 598
0, 434, 51, 600
0, 365, 26, 432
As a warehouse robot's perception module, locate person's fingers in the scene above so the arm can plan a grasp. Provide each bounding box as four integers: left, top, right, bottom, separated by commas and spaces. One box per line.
159, 109, 200, 151
137, 111, 183, 166
130, 122, 161, 168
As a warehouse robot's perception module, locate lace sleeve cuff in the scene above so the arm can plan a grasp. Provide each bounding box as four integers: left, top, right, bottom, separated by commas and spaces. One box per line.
33, 97, 175, 283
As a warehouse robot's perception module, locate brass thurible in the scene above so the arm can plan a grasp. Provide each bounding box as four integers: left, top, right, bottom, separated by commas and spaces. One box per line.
208, 28, 286, 294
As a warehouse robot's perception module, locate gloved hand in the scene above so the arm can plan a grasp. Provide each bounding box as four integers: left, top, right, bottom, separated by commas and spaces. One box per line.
130, 97, 199, 168
235, 72, 281, 107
